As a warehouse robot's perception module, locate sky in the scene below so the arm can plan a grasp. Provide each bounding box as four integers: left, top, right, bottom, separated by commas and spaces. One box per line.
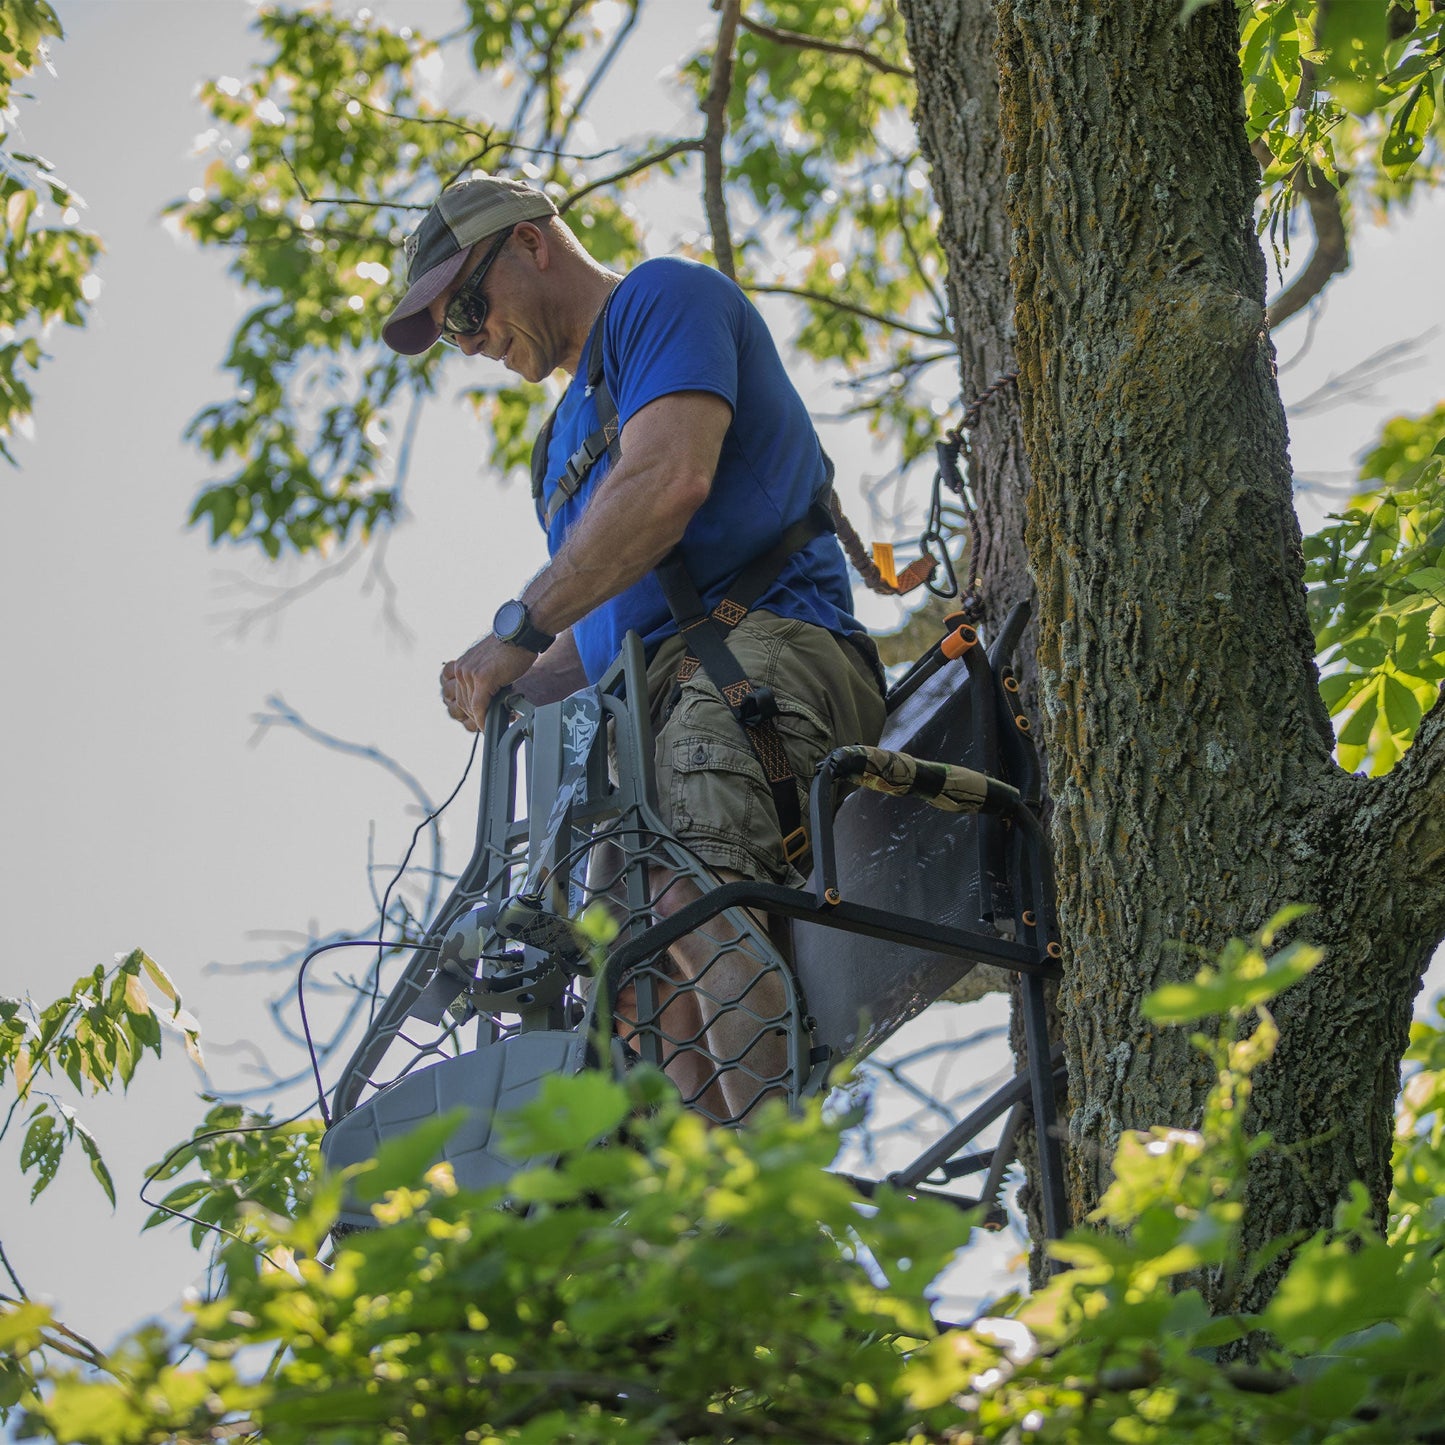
1, 0, 1442, 1357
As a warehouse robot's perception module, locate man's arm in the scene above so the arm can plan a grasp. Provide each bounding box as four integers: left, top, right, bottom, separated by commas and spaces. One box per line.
508, 628, 587, 705
441, 389, 732, 731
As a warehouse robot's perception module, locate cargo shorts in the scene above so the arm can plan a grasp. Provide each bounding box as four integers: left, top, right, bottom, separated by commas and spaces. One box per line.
643, 611, 887, 886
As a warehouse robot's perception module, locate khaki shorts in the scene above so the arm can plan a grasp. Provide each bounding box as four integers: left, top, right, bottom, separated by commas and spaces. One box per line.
645, 612, 886, 885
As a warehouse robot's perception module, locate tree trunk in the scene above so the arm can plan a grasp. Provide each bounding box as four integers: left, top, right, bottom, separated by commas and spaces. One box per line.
899, 0, 1034, 679
900, 0, 1062, 1273
905, 0, 1445, 1313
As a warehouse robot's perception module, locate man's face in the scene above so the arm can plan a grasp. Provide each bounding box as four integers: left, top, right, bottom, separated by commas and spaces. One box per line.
427, 224, 556, 382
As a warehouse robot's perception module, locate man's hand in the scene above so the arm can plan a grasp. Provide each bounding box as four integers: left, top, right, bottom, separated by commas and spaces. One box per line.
440, 635, 536, 731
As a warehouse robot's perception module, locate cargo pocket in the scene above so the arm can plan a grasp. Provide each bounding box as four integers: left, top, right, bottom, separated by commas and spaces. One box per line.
666, 732, 763, 846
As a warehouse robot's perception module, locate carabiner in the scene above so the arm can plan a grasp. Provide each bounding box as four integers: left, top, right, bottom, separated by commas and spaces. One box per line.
920, 529, 958, 599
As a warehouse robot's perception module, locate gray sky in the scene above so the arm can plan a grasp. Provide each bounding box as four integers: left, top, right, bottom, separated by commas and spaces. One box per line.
1, 0, 1441, 1354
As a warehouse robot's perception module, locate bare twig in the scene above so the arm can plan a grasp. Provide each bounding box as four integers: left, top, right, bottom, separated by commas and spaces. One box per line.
1286, 331, 1435, 416
560, 139, 705, 212
1275, 288, 1328, 373
895, 157, 949, 322
747, 282, 953, 342
213, 542, 366, 641
737, 13, 913, 78
540, 0, 591, 143
555, 0, 642, 154
250, 695, 441, 852
0, 1241, 28, 1299
701, 0, 742, 280
41, 1317, 110, 1371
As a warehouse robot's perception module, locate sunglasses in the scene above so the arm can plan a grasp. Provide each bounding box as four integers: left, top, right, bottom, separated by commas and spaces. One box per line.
440, 225, 516, 346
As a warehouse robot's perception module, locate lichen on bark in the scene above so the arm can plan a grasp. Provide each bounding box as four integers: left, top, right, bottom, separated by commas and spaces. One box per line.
902, 0, 1445, 1314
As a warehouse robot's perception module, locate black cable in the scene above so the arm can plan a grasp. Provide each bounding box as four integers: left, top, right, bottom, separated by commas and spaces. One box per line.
368, 733, 481, 1022
138, 1103, 318, 1274
298, 937, 439, 1128
285, 736, 479, 1130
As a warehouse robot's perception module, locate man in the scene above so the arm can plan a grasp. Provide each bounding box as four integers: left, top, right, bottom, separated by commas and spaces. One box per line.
382, 173, 885, 1118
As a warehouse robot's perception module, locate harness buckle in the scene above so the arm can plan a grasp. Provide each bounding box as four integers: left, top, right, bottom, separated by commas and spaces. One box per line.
781, 825, 811, 868
736, 684, 778, 728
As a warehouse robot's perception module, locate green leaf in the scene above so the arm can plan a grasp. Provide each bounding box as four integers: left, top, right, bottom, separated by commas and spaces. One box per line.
1336, 683, 1379, 759
348, 1107, 469, 1204
0, 1300, 51, 1354
497, 1072, 631, 1157
1380, 673, 1423, 736
19, 1107, 63, 1201
1381, 77, 1435, 177
1317, 0, 1391, 114
136, 949, 180, 1007
75, 1118, 116, 1207
1144, 940, 1322, 1023
1263, 1230, 1413, 1350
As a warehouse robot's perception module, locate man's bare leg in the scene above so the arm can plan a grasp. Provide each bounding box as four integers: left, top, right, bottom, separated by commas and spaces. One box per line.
649, 867, 789, 1122
612, 973, 730, 1118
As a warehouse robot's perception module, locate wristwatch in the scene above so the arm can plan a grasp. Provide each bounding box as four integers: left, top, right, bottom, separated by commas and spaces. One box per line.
492, 598, 555, 655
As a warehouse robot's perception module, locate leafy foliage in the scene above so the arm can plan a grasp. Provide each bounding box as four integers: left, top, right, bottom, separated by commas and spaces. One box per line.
19, 1072, 972, 1443
142, 1102, 325, 1297
171, 9, 462, 558
1305, 404, 1445, 773
0, 952, 202, 1428
1238, 0, 1445, 262
8, 917, 1445, 1443
169, 1, 955, 561
0, 950, 200, 1206
896, 913, 1445, 1442
0, 0, 101, 463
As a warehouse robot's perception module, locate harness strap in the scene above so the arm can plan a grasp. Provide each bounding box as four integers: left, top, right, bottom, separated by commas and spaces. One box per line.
527, 286, 842, 868
655, 475, 838, 869
530, 293, 621, 528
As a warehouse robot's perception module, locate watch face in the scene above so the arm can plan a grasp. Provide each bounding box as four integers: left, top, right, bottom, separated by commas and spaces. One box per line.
493, 599, 526, 641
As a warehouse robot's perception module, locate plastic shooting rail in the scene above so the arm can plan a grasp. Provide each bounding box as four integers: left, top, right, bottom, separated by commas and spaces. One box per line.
323, 615, 1066, 1239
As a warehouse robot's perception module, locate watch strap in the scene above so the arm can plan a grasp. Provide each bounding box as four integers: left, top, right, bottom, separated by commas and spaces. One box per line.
494, 599, 555, 654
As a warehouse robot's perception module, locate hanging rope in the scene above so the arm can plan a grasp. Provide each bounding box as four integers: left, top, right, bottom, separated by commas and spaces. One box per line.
952, 369, 1019, 440
830, 492, 938, 595
833, 368, 1020, 597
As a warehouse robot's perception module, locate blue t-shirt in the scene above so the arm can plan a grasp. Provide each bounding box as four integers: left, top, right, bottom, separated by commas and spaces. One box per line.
535, 257, 863, 683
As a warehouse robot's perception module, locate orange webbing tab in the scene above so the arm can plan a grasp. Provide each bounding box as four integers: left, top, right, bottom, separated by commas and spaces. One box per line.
893, 556, 938, 594
940, 623, 978, 660
871, 542, 899, 590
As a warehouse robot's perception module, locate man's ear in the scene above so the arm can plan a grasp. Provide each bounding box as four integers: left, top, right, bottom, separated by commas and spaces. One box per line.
512, 221, 550, 270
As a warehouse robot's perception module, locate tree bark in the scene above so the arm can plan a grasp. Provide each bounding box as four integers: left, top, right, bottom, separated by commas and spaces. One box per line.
899, 0, 1034, 677
903, 0, 1445, 1314
900, 0, 1062, 1273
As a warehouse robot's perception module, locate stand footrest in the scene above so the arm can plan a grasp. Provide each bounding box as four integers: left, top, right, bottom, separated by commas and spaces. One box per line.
832, 1171, 1009, 1230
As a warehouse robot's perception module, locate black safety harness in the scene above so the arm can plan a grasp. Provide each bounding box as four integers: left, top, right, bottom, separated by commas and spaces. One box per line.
528, 295, 838, 868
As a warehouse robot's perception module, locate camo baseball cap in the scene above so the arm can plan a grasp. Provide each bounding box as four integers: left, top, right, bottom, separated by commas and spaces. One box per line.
381, 175, 558, 355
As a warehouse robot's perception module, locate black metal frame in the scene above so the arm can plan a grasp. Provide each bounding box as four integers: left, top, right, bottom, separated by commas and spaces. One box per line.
325, 617, 1069, 1243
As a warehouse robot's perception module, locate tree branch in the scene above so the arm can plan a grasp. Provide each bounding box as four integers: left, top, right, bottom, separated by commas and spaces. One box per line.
746, 282, 953, 341
1255, 140, 1350, 330
559, 139, 705, 212
701, 0, 742, 281
0, 1241, 28, 1299
738, 14, 913, 78
895, 155, 949, 321
555, 0, 641, 154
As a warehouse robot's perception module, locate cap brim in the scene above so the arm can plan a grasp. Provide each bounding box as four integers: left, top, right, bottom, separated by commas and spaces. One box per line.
381, 249, 471, 355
